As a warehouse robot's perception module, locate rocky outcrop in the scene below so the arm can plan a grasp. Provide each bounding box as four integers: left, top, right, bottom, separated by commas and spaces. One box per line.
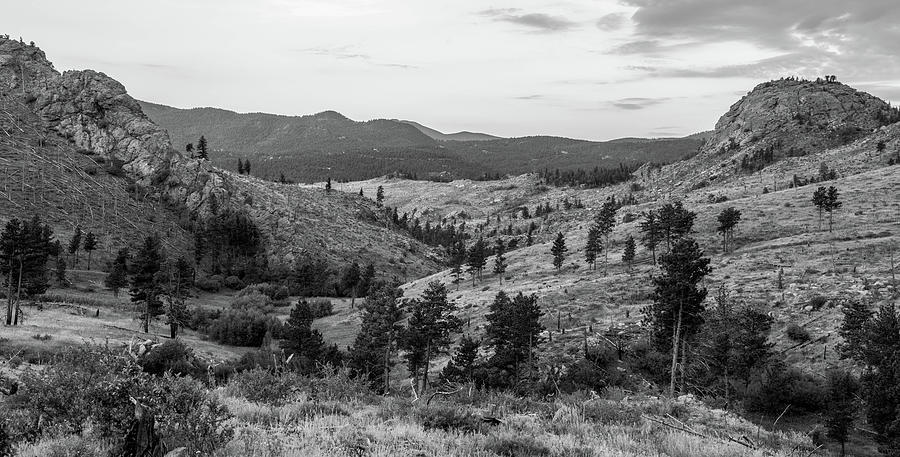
704, 78, 898, 158
0, 36, 441, 277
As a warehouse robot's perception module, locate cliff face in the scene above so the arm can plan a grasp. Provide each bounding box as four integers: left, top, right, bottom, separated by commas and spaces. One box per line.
0, 36, 441, 278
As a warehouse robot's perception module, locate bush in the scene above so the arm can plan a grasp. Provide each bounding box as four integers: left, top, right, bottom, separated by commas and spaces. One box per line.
483, 434, 551, 457
744, 362, 825, 413
205, 309, 277, 347
232, 290, 271, 312
224, 275, 244, 290
786, 323, 811, 342
195, 276, 222, 292
139, 339, 203, 378
13, 435, 113, 457
416, 404, 482, 433
309, 299, 334, 319
186, 307, 220, 331
226, 368, 298, 405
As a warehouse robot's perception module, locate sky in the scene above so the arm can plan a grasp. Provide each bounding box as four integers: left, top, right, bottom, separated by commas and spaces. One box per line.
5, 0, 900, 140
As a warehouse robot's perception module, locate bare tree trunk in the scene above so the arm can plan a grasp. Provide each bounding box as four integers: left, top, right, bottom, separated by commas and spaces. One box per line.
13, 260, 23, 326
669, 303, 683, 398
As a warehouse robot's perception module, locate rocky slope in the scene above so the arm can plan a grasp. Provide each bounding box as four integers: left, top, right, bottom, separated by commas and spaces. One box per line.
0, 36, 441, 277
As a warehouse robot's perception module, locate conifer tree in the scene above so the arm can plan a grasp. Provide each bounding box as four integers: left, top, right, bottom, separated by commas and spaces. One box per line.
280, 299, 326, 372
358, 188, 363, 197
196, 135, 208, 160
657, 201, 695, 252
716, 207, 742, 253
645, 237, 711, 396
237, 158, 244, 174
825, 369, 859, 456
1, 216, 54, 325
164, 295, 189, 339
130, 235, 163, 333
639, 210, 662, 265
584, 224, 600, 271
441, 335, 479, 383
185, 143, 194, 156
622, 235, 636, 270
359, 263, 376, 296
595, 198, 618, 271
55, 254, 67, 287
244, 159, 251, 175
484, 291, 544, 385
349, 283, 405, 392
342, 262, 361, 308
466, 237, 487, 285
104, 248, 129, 297
401, 281, 461, 391
838, 300, 873, 361
68, 225, 82, 268
83, 231, 98, 269
493, 239, 507, 284
376, 185, 384, 208
550, 232, 567, 273
824, 186, 842, 232
325, 177, 332, 192
448, 238, 466, 290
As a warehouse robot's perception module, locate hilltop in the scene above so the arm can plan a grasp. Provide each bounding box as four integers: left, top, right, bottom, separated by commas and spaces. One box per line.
140, 101, 703, 182
0, 36, 440, 278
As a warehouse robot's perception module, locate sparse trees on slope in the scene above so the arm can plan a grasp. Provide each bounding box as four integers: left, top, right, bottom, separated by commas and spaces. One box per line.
401, 281, 461, 392
376, 185, 384, 208
812, 186, 842, 232
493, 239, 507, 284
448, 239, 466, 290
622, 235, 636, 271
68, 225, 82, 268
716, 207, 742, 253
104, 248, 129, 297
657, 201, 696, 252
83, 231, 98, 270
550, 232, 567, 273
130, 235, 164, 333
349, 282, 405, 393
584, 224, 600, 271
645, 237, 711, 397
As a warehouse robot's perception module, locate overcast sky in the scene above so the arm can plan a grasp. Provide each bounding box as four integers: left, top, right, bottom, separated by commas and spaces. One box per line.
6, 1, 900, 140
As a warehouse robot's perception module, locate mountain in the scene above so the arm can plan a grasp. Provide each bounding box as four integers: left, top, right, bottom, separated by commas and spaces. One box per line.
397, 120, 501, 141
0, 37, 441, 279
140, 101, 704, 183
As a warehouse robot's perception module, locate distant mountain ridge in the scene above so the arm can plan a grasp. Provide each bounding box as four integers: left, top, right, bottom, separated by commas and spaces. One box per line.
140, 101, 704, 182
397, 120, 501, 142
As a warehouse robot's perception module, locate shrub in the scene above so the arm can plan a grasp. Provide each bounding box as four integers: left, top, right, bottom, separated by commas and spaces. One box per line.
808, 295, 828, 310
149, 374, 234, 455
309, 299, 334, 319
483, 434, 551, 457
272, 285, 290, 300
786, 323, 811, 342
195, 276, 222, 292
224, 275, 244, 290
13, 435, 113, 457
744, 362, 825, 413
139, 339, 203, 378
226, 368, 298, 405
622, 212, 636, 223
186, 307, 220, 331
205, 309, 277, 347
232, 290, 271, 312
417, 404, 482, 433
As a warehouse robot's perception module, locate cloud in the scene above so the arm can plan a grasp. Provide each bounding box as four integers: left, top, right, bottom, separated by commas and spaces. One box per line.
480, 8, 578, 32
609, 97, 670, 110
298, 46, 370, 60
514, 94, 544, 100
616, 0, 900, 81
595, 13, 627, 31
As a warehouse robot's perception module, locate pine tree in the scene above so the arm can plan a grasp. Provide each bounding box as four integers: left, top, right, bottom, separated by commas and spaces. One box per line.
716, 207, 741, 253
185, 143, 194, 157
466, 237, 487, 285
639, 210, 662, 265
54, 254, 67, 287
812, 186, 827, 230
68, 225, 82, 268
825, 369, 859, 456
359, 263, 376, 297
83, 231, 98, 270
441, 335, 480, 383
493, 239, 507, 284
358, 188, 363, 197
196, 135, 208, 160
401, 281, 461, 391
622, 235, 636, 270
342, 262, 361, 308
164, 295, 189, 339
645, 237, 711, 396
325, 177, 332, 192
838, 299, 873, 361
237, 158, 244, 174
657, 201, 695, 252
280, 299, 326, 373
244, 159, 251, 175
484, 291, 544, 385
104, 248, 129, 297
130, 235, 163, 333
349, 283, 405, 392
550, 232, 567, 273
1, 216, 54, 325
584, 224, 600, 271
376, 185, 384, 208
824, 186, 842, 232
595, 198, 617, 272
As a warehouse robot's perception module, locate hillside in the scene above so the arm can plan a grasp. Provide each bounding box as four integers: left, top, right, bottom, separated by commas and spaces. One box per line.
0, 37, 440, 279
140, 101, 703, 183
